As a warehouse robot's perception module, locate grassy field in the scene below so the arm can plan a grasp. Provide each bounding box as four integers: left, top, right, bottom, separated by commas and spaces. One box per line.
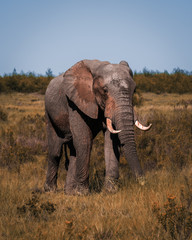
0, 92, 192, 240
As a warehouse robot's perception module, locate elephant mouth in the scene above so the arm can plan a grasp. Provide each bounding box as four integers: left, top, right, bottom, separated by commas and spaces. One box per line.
106, 118, 152, 134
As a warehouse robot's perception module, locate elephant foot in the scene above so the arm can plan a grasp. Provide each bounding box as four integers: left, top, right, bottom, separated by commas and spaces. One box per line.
64, 183, 89, 196
44, 182, 57, 192
104, 177, 119, 194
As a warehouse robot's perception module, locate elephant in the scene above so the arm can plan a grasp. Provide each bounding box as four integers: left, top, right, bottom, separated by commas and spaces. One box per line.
44, 59, 151, 195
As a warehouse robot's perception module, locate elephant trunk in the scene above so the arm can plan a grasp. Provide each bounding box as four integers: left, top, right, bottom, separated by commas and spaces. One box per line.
106, 107, 152, 134
114, 100, 143, 177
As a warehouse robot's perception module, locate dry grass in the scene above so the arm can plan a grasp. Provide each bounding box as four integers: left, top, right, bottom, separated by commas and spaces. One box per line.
142, 92, 192, 106
0, 161, 191, 239
0, 92, 192, 239
0, 92, 44, 119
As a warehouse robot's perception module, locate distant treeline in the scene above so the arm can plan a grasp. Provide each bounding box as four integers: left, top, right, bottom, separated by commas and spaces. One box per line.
134, 68, 192, 94
0, 68, 53, 94
0, 68, 192, 94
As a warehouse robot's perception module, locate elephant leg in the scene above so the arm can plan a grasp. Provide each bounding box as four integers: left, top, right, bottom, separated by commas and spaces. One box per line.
44, 115, 63, 192
104, 130, 120, 192
64, 141, 77, 194
64, 109, 92, 195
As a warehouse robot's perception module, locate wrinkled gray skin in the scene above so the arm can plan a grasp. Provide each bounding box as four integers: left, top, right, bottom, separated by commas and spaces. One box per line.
44, 59, 144, 195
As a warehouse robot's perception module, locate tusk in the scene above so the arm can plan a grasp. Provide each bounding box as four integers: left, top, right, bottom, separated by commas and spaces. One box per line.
135, 120, 152, 131
106, 118, 121, 134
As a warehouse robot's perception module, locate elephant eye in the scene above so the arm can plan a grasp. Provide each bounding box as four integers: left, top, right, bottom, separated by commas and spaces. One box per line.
103, 86, 108, 93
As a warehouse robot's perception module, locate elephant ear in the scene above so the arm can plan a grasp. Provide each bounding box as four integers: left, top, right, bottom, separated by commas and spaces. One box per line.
119, 60, 133, 77
63, 61, 98, 119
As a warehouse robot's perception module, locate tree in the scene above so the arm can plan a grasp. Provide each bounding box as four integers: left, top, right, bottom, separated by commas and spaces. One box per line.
46, 68, 53, 78
12, 68, 17, 75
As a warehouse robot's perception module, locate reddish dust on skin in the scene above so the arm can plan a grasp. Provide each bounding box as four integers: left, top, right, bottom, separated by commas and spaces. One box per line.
70, 61, 95, 104
93, 77, 107, 109
105, 96, 116, 120
93, 77, 116, 117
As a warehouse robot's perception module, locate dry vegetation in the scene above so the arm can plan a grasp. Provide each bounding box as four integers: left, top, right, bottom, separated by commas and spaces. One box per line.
0, 92, 192, 239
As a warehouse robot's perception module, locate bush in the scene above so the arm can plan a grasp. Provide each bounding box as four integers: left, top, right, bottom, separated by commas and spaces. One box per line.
152, 178, 192, 240
0, 113, 47, 172
0, 130, 36, 172
17, 192, 56, 219
90, 133, 105, 192
0, 72, 51, 94
133, 88, 143, 107
16, 114, 47, 154
0, 106, 8, 121
134, 70, 192, 94
0, 68, 192, 94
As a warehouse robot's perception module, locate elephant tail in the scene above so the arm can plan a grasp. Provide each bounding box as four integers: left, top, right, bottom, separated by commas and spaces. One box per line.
64, 144, 69, 171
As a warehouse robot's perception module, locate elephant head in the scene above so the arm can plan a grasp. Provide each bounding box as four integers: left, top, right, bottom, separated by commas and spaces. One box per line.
63, 59, 151, 177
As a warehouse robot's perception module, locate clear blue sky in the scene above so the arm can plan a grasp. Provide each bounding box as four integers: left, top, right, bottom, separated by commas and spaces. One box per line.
0, 0, 192, 75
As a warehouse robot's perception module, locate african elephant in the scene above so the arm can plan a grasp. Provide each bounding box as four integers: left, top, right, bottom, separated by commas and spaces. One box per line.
44, 59, 151, 195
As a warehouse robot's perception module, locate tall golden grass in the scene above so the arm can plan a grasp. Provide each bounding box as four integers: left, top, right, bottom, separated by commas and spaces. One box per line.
0, 92, 191, 239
